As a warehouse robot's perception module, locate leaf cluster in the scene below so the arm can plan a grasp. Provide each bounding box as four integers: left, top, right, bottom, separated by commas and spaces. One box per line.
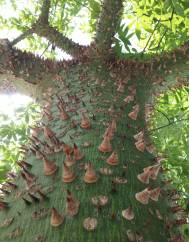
0, 102, 40, 182
150, 87, 189, 239
114, 0, 189, 56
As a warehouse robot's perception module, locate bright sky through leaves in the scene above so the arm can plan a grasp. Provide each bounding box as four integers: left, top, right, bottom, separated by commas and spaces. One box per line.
0, 94, 32, 116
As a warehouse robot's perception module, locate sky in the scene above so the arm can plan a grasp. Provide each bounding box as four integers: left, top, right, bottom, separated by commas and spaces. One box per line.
0, 94, 32, 116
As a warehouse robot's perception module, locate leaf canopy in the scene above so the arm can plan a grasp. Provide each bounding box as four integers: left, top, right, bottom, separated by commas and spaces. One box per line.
0, 0, 188, 58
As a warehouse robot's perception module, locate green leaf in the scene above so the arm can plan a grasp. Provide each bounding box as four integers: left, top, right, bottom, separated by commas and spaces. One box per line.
114, 41, 122, 55
135, 28, 141, 40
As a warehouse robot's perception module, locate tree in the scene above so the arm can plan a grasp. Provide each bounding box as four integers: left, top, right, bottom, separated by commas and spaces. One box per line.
0, 0, 188, 241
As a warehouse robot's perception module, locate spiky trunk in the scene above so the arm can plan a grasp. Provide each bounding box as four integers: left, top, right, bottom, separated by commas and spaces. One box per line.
0, 56, 185, 242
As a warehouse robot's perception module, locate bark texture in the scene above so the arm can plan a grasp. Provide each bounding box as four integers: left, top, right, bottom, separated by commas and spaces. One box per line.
95, 0, 123, 58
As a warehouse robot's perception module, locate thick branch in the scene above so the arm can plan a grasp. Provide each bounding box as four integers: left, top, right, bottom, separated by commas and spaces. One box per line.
10, 0, 86, 58
11, 0, 51, 47
147, 41, 189, 92
142, 42, 189, 128
11, 28, 35, 46
0, 39, 60, 85
95, 0, 124, 58
39, 0, 51, 24
34, 23, 85, 58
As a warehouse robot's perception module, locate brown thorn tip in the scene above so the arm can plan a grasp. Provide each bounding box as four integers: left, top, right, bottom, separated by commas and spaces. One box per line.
83, 163, 98, 184
135, 188, 149, 205
73, 144, 84, 161
62, 163, 76, 183
51, 208, 64, 227
106, 151, 119, 166
98, 135, 112, 153
80, 114, 91, 129
43, 158, 58, 176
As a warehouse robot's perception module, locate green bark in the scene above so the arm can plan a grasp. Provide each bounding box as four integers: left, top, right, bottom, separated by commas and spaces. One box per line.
0, 58, 183, 242
95, 0, 123, 58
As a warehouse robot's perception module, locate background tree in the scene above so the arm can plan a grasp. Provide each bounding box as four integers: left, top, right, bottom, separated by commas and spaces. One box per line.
0, 0, 189, 241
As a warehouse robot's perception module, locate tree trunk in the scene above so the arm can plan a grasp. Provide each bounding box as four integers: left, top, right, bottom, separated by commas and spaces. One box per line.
0, 55, 184, 242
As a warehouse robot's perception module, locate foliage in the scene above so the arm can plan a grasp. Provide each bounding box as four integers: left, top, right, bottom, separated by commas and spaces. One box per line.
0, 0, 189, 57
150, 87, 189, 239
114, 0, 189, 55
0, 102, 40, 182
0, 0, 87, 58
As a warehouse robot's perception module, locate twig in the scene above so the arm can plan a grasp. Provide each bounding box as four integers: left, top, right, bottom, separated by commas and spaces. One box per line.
148, 9, 174, 52
39, 42, 51, 58
159, 8, 174, 23
153, 9, 174, 51
156, 29, 167, 49
142, 20, 161, 53
149, 117, 189, 133
156, 109, 171, 124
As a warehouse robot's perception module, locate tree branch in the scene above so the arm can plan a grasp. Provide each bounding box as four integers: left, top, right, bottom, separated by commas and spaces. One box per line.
11, 0, 51, 47
147, 40, 189, 93
95, 0, 124, 59
39, 41, 51, 58
142, 20, 161, 53
34, 23, 85, 58
0, 39, 60, 86
10, 0, 86, 58
39, 0, 51, 24
11, 28, 35, 46
149, 28, 167, 51
149, 117, 189, 133
148, 9, 174, 52
156, 109, 171, 124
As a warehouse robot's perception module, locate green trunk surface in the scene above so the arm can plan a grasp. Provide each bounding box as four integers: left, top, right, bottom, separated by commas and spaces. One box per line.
0, 61, 181, 242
